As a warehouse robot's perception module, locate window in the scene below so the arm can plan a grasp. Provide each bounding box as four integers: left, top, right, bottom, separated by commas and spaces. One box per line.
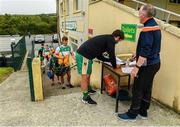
169, 0, 180, 4
73, 0, 81, 12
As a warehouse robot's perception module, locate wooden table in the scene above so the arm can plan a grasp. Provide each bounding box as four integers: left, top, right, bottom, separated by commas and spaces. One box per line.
100, 63, 131, 113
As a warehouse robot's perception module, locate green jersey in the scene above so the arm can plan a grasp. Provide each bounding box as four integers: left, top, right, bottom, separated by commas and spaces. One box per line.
55, 45, 73, 56
44, 48, 50, 56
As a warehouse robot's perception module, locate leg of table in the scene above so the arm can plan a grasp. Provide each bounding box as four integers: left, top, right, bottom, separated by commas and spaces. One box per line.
101, 63, 104, 94
115, 76, 120, 113
128, 75, 131, 90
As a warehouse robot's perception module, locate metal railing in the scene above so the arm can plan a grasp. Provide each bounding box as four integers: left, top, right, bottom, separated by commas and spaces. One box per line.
131, 0, 180, 23
113, 0, 180, 23
11, 36, 27, 71
27, 38, 35, 101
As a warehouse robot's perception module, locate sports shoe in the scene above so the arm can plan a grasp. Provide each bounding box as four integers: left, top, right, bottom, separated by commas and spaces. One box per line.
82, 96, 97, 105
138, 114, 148, 120
66, 83, 74, 88
138, 110, 148, 120
117, 113, 136, 122
62, 86, 66, 89
88, 89, 96, 95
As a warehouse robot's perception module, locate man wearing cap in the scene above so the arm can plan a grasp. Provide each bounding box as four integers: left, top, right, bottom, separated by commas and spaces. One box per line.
76, 29, 125, 105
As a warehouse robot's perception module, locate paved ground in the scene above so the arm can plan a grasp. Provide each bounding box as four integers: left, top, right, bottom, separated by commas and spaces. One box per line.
0, 70, 180, 126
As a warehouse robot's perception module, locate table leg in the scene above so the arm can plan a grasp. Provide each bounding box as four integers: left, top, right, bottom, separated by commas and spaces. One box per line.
101, 63, 104, 94
115, 76, 120, 113
128, 75, 131, 90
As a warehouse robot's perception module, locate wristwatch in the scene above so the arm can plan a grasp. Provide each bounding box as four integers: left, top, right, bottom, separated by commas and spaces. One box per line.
135, 64, 141, 69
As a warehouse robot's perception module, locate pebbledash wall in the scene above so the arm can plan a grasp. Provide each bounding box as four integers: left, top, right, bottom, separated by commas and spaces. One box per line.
58, 0, 180, 112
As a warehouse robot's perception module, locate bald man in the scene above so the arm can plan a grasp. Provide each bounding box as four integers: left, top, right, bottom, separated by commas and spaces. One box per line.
118, 4, 161, 121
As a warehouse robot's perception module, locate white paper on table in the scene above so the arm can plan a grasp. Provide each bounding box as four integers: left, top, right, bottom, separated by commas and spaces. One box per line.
122, 67, 134, 74
116, 57, 125, 65
129, 61, 136, 66
104, 57, 125, 66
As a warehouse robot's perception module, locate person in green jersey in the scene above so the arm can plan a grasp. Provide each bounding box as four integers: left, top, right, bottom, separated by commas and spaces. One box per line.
55, 36, 75, 89
38, 43, 45, 65
44, 44, 50, 64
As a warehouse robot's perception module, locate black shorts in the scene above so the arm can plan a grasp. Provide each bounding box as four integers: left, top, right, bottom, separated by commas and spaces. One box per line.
59, 66, 71, 76
64, 66, 71, 73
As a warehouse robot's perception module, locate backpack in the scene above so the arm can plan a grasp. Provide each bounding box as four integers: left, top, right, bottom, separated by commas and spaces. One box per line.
103, 74, 131, 101
47, 70, 53, 79
51, 57, 65, 76
103, 74, 118, 96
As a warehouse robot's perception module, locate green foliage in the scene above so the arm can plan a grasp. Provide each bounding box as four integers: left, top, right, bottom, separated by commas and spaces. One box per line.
0, 67, 13, 83
0, 14, 57, 35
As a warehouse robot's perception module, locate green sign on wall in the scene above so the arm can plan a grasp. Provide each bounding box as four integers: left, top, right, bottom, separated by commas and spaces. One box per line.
121, 24, 137, 42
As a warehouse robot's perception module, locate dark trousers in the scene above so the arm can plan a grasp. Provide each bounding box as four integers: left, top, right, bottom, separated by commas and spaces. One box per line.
128, 62, 160, 117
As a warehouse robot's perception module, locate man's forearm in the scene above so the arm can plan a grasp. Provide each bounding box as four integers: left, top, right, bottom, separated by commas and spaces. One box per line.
110, 58, 117, 69
136, 56, 147, 67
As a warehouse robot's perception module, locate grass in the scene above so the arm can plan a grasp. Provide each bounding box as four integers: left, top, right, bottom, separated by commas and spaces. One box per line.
0, 67, 14, 84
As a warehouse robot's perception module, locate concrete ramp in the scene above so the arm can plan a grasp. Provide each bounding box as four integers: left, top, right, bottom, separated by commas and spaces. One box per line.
0, 71, 180, 125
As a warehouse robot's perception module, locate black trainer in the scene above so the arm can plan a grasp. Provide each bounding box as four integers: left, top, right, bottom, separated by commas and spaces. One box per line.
138, 110, 148, 119
66, 83, 74, 88
82, 96, 97, 105
62, 86, 66, 89
88, 89, 96, 95
51, 83, 55, 86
